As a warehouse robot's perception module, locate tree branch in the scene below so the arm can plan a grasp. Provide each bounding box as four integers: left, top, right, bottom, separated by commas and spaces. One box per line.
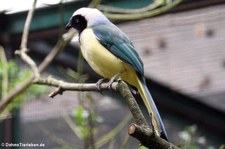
98, 0, 164, 14
34, 77, 148, 127
129, 123, 179, 149
103, 0, 182, 20
0, 1, 181, 148
33, 76, 180, 148
115, 81, 148, 128
15, 0, 40, 78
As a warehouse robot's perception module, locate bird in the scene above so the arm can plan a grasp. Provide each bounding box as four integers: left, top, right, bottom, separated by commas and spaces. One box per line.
65, 7, 168, 140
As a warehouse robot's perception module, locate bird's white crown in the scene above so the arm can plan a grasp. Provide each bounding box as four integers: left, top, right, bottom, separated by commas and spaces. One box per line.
73, 7, 110, 27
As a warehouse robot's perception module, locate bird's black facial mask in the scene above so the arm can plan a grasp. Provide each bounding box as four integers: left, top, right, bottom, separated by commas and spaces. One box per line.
65, 15, 87, 34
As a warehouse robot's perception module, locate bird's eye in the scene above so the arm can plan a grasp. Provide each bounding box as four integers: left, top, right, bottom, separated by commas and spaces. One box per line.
74, 18, 79, 23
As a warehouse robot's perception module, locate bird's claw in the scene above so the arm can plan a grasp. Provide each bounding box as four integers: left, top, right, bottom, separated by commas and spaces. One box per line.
107, 73, 121, 89
96, 78, 108, 93
96, 73, 121, 91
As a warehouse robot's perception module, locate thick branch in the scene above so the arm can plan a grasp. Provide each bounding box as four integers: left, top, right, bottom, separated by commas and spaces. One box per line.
129, 123, 179, 149
33, 77, 179, 148
115, 81, 148, 128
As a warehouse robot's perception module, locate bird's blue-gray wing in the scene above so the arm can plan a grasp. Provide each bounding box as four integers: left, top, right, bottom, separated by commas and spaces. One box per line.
92, 23, 144, 75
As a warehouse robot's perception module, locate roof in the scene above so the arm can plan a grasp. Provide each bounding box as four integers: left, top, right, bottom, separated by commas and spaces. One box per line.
6, 0, 225, 34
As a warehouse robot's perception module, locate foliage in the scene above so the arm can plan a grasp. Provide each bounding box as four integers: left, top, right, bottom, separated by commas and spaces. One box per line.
0, 49, 47, 117
72, 105, 97, 142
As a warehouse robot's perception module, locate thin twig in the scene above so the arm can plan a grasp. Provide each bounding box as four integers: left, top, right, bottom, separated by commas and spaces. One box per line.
20, 0, 37, 50
99, 0, 164, 14
103, 0, 182, 20
38, 30, 76, 73
48, 87, 64, 98
15, 0, 40, 78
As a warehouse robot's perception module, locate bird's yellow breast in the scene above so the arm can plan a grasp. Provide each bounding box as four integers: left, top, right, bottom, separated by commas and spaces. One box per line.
79, 28, 138, 87
79, 28, 124, 78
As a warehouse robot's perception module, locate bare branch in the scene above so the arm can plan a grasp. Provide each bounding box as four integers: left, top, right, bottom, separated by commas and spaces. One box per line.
33, 77, 148, 127
115, 81, 148, 128
20, 0, 37, 49
129, 123, 179, 149
33, 76, 179, 148
38, 30, 76, 73
33, 76, 117, 92
103, 0, 182, 21
98, 0, 164, 14
15, 0, 40, 78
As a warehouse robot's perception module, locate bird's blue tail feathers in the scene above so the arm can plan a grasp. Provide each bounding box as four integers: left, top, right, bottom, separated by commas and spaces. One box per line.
141, 78, 168, 141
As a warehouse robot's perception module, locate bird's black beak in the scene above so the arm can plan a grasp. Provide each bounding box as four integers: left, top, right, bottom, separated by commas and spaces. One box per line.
65, 19, 72, 30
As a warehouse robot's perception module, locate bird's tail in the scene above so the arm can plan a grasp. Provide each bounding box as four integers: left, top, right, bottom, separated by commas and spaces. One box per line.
136, 76, 168, 141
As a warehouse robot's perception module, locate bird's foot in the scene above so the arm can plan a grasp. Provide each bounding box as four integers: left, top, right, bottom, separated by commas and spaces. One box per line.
96, 78, 108, 92
107, 73, 121, 89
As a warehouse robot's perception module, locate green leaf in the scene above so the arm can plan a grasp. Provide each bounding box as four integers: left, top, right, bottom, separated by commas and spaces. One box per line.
73, 105, 89, 126
72, 105, 90, 141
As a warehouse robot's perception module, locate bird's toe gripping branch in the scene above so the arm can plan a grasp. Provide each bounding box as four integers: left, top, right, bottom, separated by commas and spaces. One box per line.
107, 72, 121, 89
96, 78, 108, 92
96, 72, 122, 91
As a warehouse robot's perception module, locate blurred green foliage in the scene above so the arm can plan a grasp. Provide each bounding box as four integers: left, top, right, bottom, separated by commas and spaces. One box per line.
0, 48, 47, 117
72, 105, 96, 141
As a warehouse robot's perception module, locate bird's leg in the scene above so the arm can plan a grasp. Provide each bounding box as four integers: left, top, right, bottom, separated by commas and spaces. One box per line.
107, 72, 121, 89
96, 78, 109, 92
129, 86, 138, 95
